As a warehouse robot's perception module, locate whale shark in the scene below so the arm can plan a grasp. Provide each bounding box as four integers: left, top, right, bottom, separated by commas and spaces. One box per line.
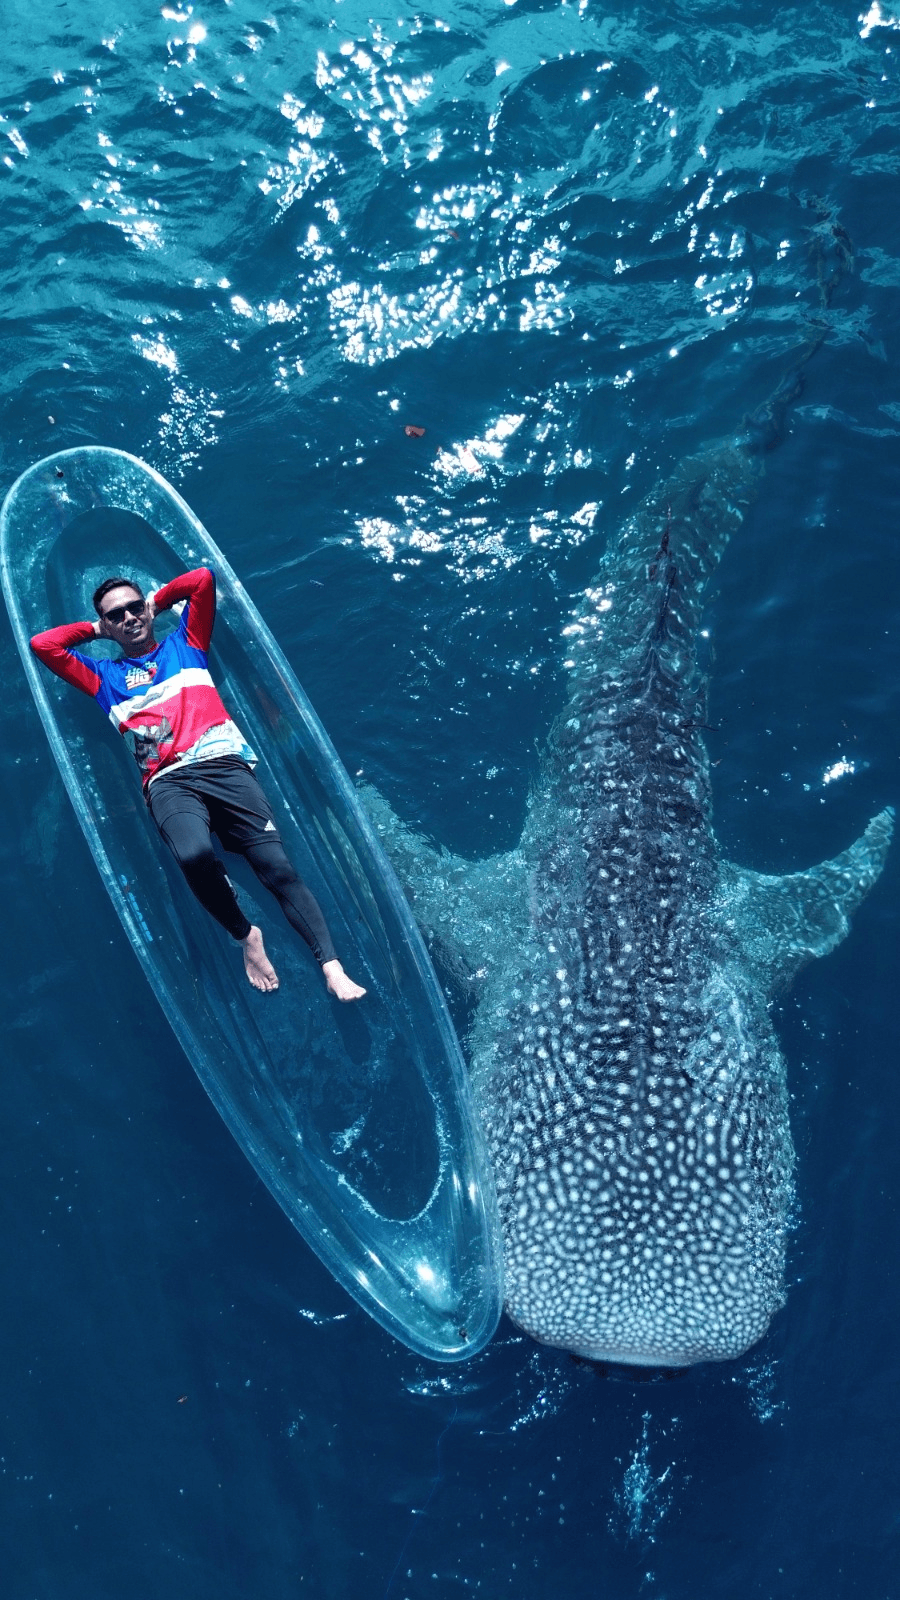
363, 326, 891, 1368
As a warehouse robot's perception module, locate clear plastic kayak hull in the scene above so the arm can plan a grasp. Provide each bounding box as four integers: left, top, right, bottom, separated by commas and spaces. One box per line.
0, 447, 503, 1360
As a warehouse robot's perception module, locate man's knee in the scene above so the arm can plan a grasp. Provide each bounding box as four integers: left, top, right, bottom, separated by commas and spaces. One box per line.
162, 826, 218, 880
248, 842, 297, 893
182, 843, 221, 878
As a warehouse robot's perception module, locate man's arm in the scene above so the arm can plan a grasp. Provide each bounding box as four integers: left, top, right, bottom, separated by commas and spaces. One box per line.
29, 619, 103, 697
153, 567, 216, 652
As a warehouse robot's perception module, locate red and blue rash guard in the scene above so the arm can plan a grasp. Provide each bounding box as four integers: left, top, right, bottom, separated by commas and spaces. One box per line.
30, 568, 255, 789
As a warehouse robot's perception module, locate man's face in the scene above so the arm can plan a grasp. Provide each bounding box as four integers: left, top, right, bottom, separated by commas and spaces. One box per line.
98, 584, 154, 653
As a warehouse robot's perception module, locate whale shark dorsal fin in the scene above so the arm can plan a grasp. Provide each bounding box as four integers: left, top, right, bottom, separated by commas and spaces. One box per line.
358, 782, 525, 984
721, 807, 893, 993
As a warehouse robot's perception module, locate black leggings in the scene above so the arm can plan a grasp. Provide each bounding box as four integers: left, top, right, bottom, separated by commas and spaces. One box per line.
158, 809, 337, 965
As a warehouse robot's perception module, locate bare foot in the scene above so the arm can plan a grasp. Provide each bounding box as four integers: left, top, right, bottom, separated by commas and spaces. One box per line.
241, 925, 279, 992
322, 959, 367, 1002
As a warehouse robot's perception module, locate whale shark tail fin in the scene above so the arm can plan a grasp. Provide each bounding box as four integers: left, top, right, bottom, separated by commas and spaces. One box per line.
738, 198, 853, 456
740, 195, 853, 456
721, 807, 893, 994
738, 348, 815, 455
563, 201, 859, 708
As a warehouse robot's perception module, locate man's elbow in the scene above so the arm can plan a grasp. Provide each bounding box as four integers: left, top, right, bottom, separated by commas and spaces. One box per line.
187, 566, 216, 599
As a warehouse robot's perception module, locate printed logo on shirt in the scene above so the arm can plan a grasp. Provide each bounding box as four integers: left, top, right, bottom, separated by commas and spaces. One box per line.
125, 663, 158, 691
125, 716, 174, 774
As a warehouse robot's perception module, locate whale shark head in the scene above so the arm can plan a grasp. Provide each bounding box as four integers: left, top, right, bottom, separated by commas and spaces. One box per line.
480, 922, 795, 1365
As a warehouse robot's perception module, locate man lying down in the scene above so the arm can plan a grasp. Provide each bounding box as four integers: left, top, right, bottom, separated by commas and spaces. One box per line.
31, 566, 366, 1003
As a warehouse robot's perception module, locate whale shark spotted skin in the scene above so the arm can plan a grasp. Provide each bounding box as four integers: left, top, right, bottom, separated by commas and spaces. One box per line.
363, 399, 892, 1368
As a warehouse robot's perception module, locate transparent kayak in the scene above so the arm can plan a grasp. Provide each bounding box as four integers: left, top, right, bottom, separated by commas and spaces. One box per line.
0, 447, 502, 1360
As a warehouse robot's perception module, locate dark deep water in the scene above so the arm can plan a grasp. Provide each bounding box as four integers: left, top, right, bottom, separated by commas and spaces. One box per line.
2, 2, 899, 1596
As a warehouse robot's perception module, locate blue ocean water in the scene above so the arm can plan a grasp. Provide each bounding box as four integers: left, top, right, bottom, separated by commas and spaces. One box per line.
1, 1, 898, 1596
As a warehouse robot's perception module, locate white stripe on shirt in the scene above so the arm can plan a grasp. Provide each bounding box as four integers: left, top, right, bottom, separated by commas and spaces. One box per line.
106, 666, 217, 726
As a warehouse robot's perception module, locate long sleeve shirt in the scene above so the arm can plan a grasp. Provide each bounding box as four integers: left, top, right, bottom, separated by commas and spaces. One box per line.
30, 567, 256, 789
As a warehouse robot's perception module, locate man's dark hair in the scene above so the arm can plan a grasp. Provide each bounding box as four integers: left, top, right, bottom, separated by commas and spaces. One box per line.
92, 576, 144, 614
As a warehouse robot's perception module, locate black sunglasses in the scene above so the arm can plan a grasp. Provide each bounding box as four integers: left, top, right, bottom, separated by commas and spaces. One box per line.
103, 599, 146, 624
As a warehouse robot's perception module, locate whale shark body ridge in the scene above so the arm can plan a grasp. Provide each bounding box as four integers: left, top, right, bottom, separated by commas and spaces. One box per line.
363, 377, 891, 1368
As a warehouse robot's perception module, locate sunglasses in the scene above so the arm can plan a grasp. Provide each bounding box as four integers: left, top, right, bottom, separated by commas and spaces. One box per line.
103, 599, 146, 624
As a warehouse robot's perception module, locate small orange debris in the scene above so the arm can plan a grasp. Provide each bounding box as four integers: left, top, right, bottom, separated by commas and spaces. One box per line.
404, 425, 426, 438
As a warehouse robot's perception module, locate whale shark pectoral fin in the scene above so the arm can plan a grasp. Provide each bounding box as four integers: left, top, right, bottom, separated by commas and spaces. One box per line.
357, 781, 524, 981
722, 807, 894, 992
357, 778, 461, 917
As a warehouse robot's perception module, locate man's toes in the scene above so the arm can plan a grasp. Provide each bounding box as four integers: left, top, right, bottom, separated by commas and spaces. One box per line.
245, 958, 279, 992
